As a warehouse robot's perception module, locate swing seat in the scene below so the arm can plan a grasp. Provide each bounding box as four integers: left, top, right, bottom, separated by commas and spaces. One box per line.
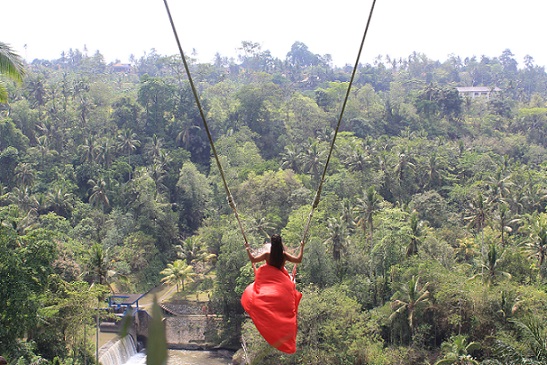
241, 264, 302, 354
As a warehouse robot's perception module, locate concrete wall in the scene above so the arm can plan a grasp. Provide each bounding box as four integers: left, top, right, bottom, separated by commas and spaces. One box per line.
164, 316, 222, 349
100, 301, 223, 351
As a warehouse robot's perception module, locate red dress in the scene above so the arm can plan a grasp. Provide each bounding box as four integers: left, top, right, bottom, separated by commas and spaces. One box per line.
241, 263, 302, 353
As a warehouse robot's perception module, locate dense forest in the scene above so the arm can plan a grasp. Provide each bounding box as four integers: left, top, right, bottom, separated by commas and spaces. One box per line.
3, 40, 547, 364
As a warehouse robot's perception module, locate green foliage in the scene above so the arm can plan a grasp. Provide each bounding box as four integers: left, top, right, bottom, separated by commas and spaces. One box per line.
6, 43, 547, 364
0, 42, 25, 103
147, 297, 168, 365
160, 259, 196, 292
0, 224, 56, 350
211, 229, 247, 346
434, 335, 480, 365
297, 285, 376, 364
176, 161, 212, 233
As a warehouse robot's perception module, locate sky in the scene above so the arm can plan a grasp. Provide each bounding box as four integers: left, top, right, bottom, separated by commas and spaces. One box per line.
3, 0, 547, 68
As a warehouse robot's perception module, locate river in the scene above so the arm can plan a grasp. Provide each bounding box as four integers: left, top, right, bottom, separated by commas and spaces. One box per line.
123, 349, 232, 365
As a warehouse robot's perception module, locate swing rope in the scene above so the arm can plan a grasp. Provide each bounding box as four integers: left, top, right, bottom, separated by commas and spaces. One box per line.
299, 0, 377, 247
162, 0, 250, 249
161, 0, 377, 264
291, 0, 377, 279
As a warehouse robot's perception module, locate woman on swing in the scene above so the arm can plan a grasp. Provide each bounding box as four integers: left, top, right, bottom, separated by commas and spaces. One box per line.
241, 234, 305, 354
245, 233, 304, 269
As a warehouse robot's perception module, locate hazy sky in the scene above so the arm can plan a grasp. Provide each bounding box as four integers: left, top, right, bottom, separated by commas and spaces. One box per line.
3, 0, 546, 68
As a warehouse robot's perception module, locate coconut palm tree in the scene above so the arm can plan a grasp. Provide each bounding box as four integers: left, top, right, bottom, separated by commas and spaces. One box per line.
280, 144, 302, 173
88, 178, 110, 212
493, 202, 512, 247
0, 42, 25, 103
146, 134, 164, 163
353, 186, 383, 250
465, 192, 490, 275
97, 137, 115, 168
300, 138, 325, 184
434, 335, 480, 365
406, 211, 422, 257
248, 216, 275, 240
323, 216, 348, 262
80, 136, 98, 164
117, 128, 141, 179
175, 236, 216, 272
470, 243, 511, 286
14, 162, 35, 188
522, 212, 547, 279
46, 187, 74, 217
160, 259, 196, 292
176, 121, 201, 150
389, 275, 430, 339
88, 243, 110, 287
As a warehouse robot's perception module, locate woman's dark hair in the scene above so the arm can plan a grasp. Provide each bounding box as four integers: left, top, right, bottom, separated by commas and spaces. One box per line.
269, 234, 284, 269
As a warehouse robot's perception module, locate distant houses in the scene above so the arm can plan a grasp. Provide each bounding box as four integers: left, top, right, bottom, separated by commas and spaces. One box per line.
456, 86, 501, 99
112, 63, 132, 73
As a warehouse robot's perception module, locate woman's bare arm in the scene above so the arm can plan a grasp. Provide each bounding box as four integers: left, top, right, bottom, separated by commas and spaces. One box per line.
284, 242, 304, 263
246, 246, 269, 263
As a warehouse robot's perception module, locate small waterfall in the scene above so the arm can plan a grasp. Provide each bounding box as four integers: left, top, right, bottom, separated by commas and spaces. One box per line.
99, 335, 138, 365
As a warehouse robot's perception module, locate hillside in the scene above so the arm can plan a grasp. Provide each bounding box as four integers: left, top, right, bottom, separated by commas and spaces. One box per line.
2, 43, 547, 364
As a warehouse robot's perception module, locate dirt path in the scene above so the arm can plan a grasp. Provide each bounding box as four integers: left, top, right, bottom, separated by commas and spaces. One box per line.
138, 284, 177, 309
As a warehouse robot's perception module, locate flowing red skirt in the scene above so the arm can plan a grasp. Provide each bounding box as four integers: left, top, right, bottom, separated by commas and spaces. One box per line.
241, 264, 302, 354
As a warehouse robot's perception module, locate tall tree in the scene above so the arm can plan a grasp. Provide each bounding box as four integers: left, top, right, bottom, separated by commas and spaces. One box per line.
354, 186, 383, 251
0, 224, 56, 349
117, 128, 141, 178
465, 192, 489, 268
88, 178, 110, 212
389, 275, 430, 341
406, 211, 422, 257
523, 212, 547, 280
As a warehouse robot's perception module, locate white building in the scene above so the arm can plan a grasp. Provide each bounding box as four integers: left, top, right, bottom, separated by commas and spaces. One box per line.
456, 86, 501, 99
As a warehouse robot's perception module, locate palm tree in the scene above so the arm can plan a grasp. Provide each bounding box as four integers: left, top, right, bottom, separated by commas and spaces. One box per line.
31, 135, 57, 168
146, 134, 164, 163
455, 237, 478, 264
46, 188, 74, 217
176, 121, 201, 150
0, 42, 25, 103
470, 243, 511, 285
280, 144, 302, 173
493, 202, 512, 247
300, 138, 325, 184
14, 162, 35, 188
434, 335, 481, 365
406, 211, 422, 257
9, 186, 38, 213
248, 216, 275, 240
340, 199, 355, 234
88, 178, 110, 212
424, 152, 449, 190
523, 212, 547, 279
26, 74, 47, 109
88, 243, 110, 287
323, 216, 348, 262
389, 275, 430, 339
97, 138, 115, 168
353, 186, 382, 250
80, 136, 98, 164
160, 259, 196, 292
117, 128, 141, 178
345, 147, 370, 173
148, 162, 168, 199
465, 192, 489, 273
175, 236, 216, 270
